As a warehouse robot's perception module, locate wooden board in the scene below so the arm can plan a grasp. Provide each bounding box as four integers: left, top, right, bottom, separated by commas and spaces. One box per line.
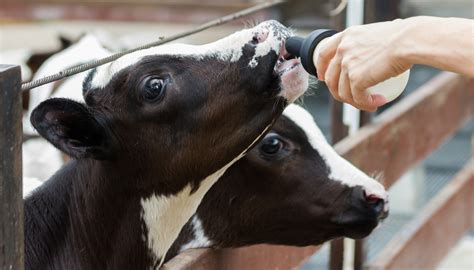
366, 160, 474, 270
335, 72, 474, 188
163, 245, 320, 270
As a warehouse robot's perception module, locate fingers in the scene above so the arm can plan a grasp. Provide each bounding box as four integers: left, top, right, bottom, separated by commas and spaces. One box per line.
316, 33, 342, 81
334, 66, 383, 111
351, 83, 382, 112
338, 69, 352, 104
339, 71, 378, 112
317, 30, 389, 112
370, 94, 387, 107
324, 53, 342, 101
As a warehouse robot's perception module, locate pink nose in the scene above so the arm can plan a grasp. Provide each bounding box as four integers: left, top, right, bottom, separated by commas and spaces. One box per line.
252, 28, 269, 44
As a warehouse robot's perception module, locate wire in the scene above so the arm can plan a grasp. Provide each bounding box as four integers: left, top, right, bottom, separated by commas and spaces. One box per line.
21, 0, 285, 91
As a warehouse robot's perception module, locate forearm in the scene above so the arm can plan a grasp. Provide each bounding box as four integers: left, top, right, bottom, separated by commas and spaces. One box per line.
397, 16, 474, 76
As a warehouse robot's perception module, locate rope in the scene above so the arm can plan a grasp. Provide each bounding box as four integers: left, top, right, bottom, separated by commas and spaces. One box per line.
21, 0, 285, 92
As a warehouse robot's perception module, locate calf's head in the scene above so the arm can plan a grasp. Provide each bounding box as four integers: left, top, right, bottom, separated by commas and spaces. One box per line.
173, 105, 388, 255
31, 21, 308, 192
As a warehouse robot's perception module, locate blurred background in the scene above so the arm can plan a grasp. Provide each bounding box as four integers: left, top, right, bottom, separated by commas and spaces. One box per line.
1, 0, 472, 269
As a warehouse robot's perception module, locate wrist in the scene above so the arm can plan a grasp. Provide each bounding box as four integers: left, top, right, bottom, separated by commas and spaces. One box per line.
394, 16, 438, 66
392, 18, 417, 66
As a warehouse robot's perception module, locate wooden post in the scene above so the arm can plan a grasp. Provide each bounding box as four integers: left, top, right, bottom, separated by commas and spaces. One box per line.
0, 65, 24, 270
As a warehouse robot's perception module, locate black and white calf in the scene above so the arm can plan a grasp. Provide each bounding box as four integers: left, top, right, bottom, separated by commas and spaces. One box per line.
166, 104, 388, 261
25, 21, 308, 270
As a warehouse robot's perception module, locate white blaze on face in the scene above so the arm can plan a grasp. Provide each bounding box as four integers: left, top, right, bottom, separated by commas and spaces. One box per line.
283, 104, 388, 202
90, 21, 288, 90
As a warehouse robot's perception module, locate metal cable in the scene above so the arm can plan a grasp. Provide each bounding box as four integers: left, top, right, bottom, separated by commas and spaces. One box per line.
21, 0, 284, 92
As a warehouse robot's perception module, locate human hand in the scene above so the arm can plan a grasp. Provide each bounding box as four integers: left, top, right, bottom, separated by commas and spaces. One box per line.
316, 19, 412, 111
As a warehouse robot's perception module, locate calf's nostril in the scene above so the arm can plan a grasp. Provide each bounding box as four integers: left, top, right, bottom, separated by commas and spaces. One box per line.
362, 190, 388, 217
370, 199, 385, 219
365, 194, 382, 204
363, 189, 386, 204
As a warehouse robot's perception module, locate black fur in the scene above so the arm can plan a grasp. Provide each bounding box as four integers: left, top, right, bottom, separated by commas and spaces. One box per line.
31, 98, 110, 159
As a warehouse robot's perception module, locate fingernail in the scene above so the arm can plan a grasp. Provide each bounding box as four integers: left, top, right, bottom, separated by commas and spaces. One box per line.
371, 94, 387, 107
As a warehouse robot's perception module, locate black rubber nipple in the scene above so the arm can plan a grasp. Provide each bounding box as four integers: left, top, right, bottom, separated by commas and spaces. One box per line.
285, 29, 337, 77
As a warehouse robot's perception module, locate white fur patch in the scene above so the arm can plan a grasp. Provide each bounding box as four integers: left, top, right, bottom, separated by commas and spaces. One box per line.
179, 216, 212, 252
283, 104, 388, 201
141, 167, 228, 267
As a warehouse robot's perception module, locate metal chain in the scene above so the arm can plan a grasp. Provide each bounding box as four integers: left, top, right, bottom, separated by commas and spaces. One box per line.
21, 0, 284, 92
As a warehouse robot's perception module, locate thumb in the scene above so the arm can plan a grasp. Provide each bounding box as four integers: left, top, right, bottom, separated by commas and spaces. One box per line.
371, 94, 387, 107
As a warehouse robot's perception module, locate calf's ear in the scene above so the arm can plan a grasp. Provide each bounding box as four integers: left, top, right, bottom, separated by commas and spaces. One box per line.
31, 98, 111, 160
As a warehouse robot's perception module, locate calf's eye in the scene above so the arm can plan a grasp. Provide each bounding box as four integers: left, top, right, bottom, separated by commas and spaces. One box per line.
140, 76, 167, 102
260, 135, 283, 155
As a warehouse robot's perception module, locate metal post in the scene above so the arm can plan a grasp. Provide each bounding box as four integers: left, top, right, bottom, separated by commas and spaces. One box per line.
0, 65, 24, 270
